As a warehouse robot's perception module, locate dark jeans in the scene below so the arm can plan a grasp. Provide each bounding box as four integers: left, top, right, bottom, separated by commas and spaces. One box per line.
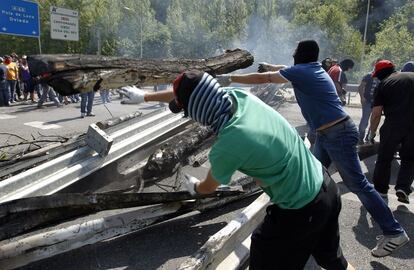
0, 80, 10, 106
373, 121, 414, 195
313, 118, 404, 236
250, 172, 348, 270
80, 92, 95, 114
358, 101, 372, 142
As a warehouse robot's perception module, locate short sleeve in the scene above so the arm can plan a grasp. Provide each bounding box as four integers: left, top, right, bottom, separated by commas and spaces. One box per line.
372, 82, 384, 107
279, 66, 301, 83
209, 146, 241, 185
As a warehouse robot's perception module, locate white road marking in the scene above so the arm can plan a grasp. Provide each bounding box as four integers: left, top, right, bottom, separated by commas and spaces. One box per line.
24, 121, 62, 130
0, 114, 17, 120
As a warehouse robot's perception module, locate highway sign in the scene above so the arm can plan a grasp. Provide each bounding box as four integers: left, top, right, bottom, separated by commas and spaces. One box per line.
50, 6, 79, 41
0, 0, 40, 38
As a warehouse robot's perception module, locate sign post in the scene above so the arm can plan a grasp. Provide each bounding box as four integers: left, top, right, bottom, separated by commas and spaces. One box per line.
0, 0, 41, 53
50, 6, 79, 41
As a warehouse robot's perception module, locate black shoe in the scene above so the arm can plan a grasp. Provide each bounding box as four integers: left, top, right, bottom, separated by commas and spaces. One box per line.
86, 113, 95, 117
396, 189, 410, 204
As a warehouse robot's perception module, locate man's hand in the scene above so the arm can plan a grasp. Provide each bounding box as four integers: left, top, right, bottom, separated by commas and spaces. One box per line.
368, 131, 376, 144
118, 86, 146, 104
216, 75, 232, 87
258, 62, 271, 73
184, 174, 201, 196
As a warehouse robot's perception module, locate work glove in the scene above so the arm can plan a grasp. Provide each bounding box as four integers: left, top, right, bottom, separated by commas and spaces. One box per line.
258, 62, 271, 73
184, 174, 200, 196
119, 86, 146, 104
216, 75, 232, 87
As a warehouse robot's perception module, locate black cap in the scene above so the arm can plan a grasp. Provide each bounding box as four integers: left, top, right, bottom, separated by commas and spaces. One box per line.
169, 70, 204, 115
293, 40, 319, 65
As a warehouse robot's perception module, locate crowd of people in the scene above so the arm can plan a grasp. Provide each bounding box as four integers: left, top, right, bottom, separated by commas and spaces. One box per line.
119, 39, 412, 269
0, 53, 124, 118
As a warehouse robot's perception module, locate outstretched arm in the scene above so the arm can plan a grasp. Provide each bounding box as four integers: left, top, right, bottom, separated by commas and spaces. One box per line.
118, 86, 174, 104
229, 71, 289, 85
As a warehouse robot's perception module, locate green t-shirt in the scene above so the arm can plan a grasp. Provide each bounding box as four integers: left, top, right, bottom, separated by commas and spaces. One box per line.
209, 88, 323, 209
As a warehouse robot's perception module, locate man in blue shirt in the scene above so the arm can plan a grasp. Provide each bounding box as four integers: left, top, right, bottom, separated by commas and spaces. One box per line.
217, 40, 409, 257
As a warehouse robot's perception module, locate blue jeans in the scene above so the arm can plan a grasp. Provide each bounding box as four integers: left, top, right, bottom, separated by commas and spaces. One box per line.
358, 101, 372, 142
81, 92, 95, 114
313, 118, 404, 236
7, 80, 17, 102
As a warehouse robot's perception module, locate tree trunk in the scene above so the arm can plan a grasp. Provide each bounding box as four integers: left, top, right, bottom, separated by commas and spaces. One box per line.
27, 49, 254, 96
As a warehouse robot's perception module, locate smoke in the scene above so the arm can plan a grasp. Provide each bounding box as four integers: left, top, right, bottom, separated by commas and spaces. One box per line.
232, 15, 333, 72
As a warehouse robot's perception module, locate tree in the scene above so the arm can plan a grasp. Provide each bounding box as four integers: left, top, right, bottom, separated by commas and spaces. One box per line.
367, 1, 414, 69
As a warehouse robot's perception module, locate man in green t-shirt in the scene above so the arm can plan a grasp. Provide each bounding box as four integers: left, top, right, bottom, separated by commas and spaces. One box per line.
119, 70, 353, 270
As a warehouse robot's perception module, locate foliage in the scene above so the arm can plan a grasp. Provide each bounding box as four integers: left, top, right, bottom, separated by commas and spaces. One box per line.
367, 1, 414, 70
0, 0, 412, 82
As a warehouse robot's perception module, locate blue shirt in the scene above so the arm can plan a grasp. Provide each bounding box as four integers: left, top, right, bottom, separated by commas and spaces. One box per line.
280, 62, 347, 130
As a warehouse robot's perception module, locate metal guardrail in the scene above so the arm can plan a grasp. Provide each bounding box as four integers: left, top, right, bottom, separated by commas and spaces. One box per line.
0, 110, 191, 203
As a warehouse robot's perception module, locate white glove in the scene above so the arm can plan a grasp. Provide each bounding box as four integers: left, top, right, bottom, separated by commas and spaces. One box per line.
216, 75, 232, 87
119, 86, 146, 104
184, 174, 200, 196
258, 62, 271, 73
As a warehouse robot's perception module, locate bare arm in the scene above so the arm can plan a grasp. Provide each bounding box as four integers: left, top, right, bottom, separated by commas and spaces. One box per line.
358, 81, 366, 105
263, 64, 288, 72
230, 71, 289, 85
195, 169, 220, 194
144, 89, 175, 103
334, 82, 342, 97
370, 106, 383, 135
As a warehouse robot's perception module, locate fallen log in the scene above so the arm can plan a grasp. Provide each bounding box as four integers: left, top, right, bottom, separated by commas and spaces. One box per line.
27, 49, 254, 96
0, 189, 244, 241
0, 177, 260, 270
141, 126, 213, 180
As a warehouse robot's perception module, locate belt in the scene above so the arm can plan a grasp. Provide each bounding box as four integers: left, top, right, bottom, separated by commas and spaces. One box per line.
266, 169, 332, 216
317, 116, 350, 135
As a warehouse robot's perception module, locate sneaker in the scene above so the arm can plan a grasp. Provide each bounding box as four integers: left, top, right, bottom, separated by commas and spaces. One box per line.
81, 113, 86, 118
371, 232, 409, 257
396, 189, 410, 204
86, 113, 95, 117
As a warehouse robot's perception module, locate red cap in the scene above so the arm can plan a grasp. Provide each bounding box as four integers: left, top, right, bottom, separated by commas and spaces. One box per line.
372, 60, 395, 77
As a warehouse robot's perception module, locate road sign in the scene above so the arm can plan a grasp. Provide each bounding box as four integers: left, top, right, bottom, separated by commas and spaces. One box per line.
0, 0, 40, 38
50, 6, 79, 41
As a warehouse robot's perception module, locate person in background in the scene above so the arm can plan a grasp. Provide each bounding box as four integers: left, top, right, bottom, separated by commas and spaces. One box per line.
100, 89, 111, 104
69, 94, 80, 103
369, 60, 414, 204
36, 75, 62, 108
4, 55, 19, 103
11, 53, 23, 100
0, 57, 9, 106
357, 59, 382, 144
119, 70, 354, 270
216, 40, 409, 257
328, 59, 354, 106
401, 61, 414, 72
80, 91, 95, 118
19, 55, 35, 103
321, 57, 334, 72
